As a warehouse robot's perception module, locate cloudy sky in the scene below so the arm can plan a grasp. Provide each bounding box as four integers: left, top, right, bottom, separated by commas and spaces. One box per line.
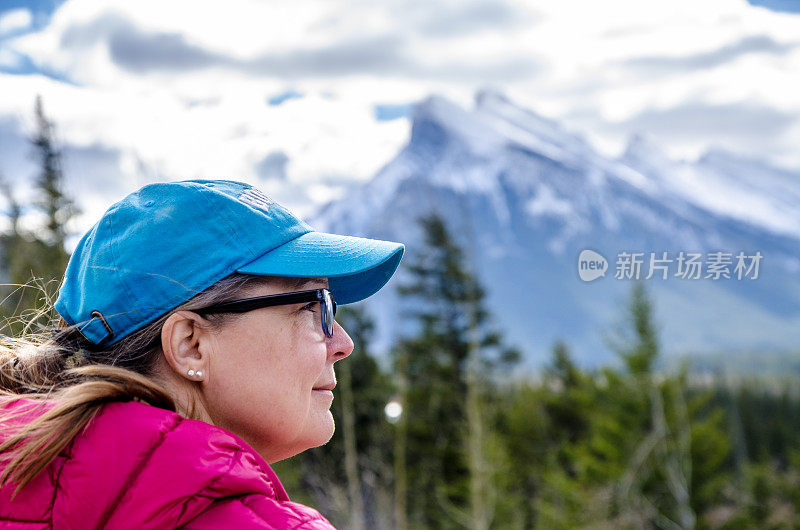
0, 0, 798, 233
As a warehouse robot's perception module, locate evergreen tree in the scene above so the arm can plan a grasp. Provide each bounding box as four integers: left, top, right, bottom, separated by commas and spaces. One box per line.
31, 94, 76, 273
1, 96, 78, 332
586, 284, 730, 527
549, 340, 580, 389
393, 213, 519, 529
335, 305, 396, 529
0, 178, 27, 294
495, 340, 593, 528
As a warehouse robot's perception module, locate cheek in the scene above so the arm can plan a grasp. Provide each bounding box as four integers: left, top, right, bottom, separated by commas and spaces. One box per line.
204, 317, 325, 445
205, 325, 287, 427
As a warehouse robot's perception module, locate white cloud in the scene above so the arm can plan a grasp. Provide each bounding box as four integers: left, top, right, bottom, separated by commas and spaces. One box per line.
0, 8, 32, 35
0, 71, 418, 232
0, 0, 798, 232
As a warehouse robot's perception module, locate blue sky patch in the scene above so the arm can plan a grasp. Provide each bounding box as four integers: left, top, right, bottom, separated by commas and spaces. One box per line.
0, 0, 70, 80
0, 0, 65, 32
267, 89, 304, 106
747, 0, 800, 13
373, 103, 412, 122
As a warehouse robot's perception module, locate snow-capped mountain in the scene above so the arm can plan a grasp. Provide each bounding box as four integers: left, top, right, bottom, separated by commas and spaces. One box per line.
314, 90, 800, 368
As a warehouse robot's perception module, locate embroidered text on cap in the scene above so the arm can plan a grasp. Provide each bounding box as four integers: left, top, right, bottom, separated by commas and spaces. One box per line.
238, 188, 274, 213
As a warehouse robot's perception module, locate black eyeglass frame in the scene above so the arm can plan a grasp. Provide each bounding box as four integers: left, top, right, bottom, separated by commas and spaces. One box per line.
194, 288, 337, 338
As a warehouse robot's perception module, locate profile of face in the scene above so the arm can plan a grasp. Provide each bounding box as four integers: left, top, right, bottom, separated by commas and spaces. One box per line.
160, 277, 354, 463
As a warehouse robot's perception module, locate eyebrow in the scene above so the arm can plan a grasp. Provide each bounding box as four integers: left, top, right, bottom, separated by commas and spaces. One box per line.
288, 277, 326, 290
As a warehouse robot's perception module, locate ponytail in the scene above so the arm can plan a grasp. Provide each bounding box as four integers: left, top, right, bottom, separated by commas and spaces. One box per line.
0, 273, 273, 496
0, 364, 175, 496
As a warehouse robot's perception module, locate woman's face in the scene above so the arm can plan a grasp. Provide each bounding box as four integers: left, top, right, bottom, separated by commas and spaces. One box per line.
199, 278, 354, 463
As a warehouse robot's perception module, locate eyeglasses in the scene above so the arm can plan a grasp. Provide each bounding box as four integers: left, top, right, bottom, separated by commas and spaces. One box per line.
194, 288, 337, 338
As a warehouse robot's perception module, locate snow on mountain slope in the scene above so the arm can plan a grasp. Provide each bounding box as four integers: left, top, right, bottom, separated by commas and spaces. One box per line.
621, 135, 800, 241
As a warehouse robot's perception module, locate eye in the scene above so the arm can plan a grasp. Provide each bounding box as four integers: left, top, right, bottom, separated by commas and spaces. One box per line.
301, 302, 317, 312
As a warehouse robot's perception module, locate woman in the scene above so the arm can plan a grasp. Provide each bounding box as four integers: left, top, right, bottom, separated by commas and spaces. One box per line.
0, 180, 404, 528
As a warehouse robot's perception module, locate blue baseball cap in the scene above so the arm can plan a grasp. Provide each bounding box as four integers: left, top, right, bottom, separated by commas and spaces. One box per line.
55, 179, 404, 346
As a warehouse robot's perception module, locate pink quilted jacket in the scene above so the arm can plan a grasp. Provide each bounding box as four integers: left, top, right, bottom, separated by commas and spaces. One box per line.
0, 397, 336, 529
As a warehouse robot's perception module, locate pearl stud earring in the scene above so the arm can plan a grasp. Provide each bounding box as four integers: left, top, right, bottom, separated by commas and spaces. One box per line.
196, 371, 203, 378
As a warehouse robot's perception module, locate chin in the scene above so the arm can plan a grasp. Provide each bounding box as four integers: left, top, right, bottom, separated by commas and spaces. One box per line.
272, 414, 335, 461
307, 416, 336, 449
312, 423, 336, 447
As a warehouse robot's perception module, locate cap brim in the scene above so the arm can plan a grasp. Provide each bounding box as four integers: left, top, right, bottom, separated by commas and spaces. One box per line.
236, 231, 404, 304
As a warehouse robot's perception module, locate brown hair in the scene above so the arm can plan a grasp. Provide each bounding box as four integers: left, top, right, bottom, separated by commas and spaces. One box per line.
0, 273, 274, 497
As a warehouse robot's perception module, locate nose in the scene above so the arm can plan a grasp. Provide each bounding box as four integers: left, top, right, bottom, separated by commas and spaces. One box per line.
328, 319, 354, 361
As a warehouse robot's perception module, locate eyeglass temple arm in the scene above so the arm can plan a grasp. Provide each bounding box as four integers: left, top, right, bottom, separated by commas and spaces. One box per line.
195, 290, 325, 315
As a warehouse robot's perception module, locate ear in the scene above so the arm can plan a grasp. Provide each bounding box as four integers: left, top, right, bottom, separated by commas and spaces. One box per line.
161, 311, 210, 380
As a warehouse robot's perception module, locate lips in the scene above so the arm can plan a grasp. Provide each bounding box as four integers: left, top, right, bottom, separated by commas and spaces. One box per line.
313, 383, 336, 391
